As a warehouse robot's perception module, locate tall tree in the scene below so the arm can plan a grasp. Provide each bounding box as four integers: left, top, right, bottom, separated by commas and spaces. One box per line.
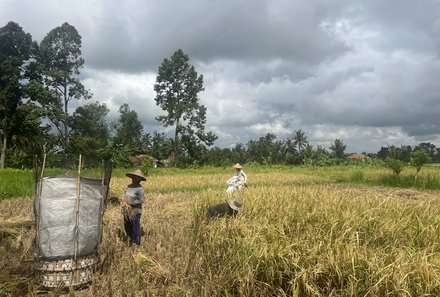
154, 49, 217, 159
38, 22, 91, 153
330, 138, 346, 159
68, 102, 110, 159
0, 22, 33, 168
114, 103, 143, 149
293, 130, 308, 164
376, 146, 389, 160
109, 103, 144, 166
283, 137, 298, 164
293, 130, 308, 153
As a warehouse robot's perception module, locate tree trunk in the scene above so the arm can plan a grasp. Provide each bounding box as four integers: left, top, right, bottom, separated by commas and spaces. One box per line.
415, 169, 420, 182
0, 134, 7, 169
63, 83, 69, 157
174, 119, 179, 159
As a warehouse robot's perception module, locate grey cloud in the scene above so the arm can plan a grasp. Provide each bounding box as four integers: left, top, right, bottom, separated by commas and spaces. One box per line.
81, 0, 350, 72
2, 0, 440, 153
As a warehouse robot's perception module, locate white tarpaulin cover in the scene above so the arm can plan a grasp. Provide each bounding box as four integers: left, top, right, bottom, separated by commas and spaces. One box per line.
35, 176, 104, 260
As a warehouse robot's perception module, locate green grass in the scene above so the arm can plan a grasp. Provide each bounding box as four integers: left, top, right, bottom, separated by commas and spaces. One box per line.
0, 167, 107, 199
0, 169, 34, 199
2, 165, 440, 199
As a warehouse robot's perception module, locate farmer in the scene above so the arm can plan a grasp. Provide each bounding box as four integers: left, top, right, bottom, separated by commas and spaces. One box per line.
206, 198, 243, 220
233, 163, 247, 186
121, 169, 146, 246
226, 163, 248, 194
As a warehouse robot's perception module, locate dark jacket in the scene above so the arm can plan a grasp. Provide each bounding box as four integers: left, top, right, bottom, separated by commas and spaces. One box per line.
206, 202, 238, 220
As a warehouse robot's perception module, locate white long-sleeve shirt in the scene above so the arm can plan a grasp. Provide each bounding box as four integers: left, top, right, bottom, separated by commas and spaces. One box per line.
236, 169, 247, 184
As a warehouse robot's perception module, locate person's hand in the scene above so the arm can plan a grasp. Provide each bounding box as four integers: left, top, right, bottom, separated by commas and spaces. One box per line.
121, 199, 134, 219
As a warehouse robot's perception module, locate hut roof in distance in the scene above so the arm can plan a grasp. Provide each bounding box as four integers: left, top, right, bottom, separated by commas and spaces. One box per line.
347, 153, 370, 160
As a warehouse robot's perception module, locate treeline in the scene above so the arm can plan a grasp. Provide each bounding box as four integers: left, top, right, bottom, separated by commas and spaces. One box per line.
1, 21, 216, 169
205, 135, 440, 167
1, 21, 439, 169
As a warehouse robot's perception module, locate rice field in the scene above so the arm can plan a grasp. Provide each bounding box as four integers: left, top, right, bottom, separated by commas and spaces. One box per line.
1, 166, 440, 296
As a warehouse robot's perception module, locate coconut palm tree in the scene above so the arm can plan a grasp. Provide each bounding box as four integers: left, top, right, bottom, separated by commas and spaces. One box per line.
293, 130, 308, 153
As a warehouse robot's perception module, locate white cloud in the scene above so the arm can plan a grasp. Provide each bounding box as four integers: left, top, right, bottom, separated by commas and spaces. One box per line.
81, 68, 161, 126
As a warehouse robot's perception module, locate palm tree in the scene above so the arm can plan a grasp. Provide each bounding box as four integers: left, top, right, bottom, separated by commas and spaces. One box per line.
330, 139, 346, 159
293, 130, 308, 153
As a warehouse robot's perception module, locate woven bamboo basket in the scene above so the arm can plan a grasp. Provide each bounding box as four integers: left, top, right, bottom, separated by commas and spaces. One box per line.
34, 254, 98, 288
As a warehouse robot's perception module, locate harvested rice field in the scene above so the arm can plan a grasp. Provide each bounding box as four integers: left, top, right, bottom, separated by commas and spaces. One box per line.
1, 166, 440, 296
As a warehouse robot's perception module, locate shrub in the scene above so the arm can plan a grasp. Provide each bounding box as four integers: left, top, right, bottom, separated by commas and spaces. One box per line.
384, 158, 405, 176
410, 149, 432, 180
350, 167, 365, 182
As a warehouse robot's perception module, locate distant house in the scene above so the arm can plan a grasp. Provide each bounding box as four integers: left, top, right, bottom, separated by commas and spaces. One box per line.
129, 154, 158, 167
347, 153, 370, 160
129, 153, 176, 168
157, 153, 176, 167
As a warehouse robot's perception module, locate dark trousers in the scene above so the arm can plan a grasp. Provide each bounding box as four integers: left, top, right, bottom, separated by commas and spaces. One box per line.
124, 213, 141, 245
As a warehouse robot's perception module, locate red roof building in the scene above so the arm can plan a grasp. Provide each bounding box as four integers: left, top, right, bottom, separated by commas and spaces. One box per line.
347, 153, 369, 160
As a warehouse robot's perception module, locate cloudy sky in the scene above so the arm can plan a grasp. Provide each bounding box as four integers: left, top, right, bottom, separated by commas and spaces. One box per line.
2, 0, 440, 153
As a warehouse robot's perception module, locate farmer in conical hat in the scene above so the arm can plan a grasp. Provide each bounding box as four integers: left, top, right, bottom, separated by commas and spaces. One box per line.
206, 198, 243, 220
226, 163, 248, 194
122, 169, 146, 246
232, 163, 247, 186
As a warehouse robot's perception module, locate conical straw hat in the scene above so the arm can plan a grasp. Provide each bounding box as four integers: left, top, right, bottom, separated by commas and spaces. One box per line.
232, 163, 243, 169
228, 198, 243, 211
125, 169, 147, 181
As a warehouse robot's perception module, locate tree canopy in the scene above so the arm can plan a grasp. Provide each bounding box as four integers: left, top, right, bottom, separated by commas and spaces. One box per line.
68, 101, 110, 159
0, 22, 34, 168
154, 49, 217, 163
38, 22, 91, 152
330, 139, 346, 159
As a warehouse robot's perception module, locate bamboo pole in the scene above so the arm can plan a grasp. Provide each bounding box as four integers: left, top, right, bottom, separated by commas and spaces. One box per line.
71, 154, 82, 286
99, 159, 105, 244
33, 155, 39, 183
74, 155, 82, 261
35, 154, 46, 259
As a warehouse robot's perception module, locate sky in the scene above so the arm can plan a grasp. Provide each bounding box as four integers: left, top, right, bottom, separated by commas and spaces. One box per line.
2, 0, 440, 154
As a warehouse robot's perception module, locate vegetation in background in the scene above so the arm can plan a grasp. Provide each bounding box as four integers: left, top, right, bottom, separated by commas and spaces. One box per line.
37, 22, 92, 154
384, 157, 405, 176
329, 138, 346, 159
0, 21, 34, 168
410, 149, 432, 181
0, 168, 34, 198
68, 102, 110, 160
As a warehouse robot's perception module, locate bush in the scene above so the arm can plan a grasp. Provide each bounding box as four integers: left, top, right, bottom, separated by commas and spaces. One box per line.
350, 167, 365, 182
410, 149, 432, 179
385, 158, 405, 176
